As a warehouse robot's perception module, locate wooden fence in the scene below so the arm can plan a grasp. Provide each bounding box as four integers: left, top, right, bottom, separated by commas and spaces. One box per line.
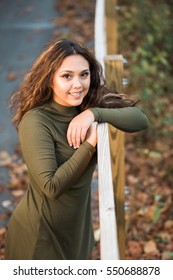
95, 0, 125, 260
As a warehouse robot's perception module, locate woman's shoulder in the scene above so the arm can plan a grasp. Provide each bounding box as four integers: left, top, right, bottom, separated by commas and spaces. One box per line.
19, 105, 51, 129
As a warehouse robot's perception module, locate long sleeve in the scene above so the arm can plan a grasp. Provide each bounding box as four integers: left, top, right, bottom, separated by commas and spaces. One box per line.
18, 110, 96, 200
89, 106, 149, 132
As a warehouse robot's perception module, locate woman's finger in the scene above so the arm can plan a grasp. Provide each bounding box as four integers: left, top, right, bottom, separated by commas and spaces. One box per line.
75, 128, 82, 148
70, 127, 77, 149
81, 127, 87, 143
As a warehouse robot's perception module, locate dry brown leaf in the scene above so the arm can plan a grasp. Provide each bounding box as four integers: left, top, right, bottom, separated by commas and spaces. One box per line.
136, 192, 148, 203
127, 174, 139, 185
6, 72, 17, 81
128, 241, 143, 258
164, 220, 173, 230
25, 6, 33, 12
0, 151, 12, 166
161, 252, 173, 260
143, 240, 159, 254
157, 232, 172, 243
11, 190, 25, 197
8, 176, 22, 189
0, 227, 6, 235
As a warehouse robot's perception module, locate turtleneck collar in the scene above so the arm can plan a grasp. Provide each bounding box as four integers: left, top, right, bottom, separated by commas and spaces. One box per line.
49, 99, 78, 115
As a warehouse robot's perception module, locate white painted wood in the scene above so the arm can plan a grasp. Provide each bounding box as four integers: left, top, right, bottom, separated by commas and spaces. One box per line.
97, 124, 120, 259
94, 0, 106, 72
104, 54, 123, 61
94, 0, 120, 260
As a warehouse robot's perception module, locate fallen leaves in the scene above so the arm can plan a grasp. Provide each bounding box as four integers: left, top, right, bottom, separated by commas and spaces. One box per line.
128, 241, 143, 258
0, 147, 28, 215
53, 0, 95, 46
0, 151, 12, 166
143, 240, 159, 255
125, 132, 173, 260
164, 220, 173, 230
6, 69, 27, 82
0, 227, 6, 260
6, 72, 17, 81
0, 147, 29, 259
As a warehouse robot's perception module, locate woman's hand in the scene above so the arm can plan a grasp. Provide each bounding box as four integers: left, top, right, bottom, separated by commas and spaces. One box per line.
67, 109, 95, 149
86, 122, 98, 148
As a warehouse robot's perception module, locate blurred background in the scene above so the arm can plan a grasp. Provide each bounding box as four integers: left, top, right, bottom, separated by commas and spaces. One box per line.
0, 0, 173, 260
117, 0, 173, 260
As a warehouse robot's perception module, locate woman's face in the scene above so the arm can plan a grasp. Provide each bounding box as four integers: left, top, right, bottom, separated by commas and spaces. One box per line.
52, 54, 90, 107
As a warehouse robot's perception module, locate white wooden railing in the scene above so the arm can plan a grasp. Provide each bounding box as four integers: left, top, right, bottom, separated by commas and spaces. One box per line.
94, 0, 125, 260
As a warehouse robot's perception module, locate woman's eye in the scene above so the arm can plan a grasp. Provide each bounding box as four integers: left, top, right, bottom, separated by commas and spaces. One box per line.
81, 72, 89, 78
62, 74, 72, 79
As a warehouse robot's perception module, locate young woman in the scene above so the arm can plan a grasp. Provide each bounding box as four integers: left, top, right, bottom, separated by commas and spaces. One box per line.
5, 39, 149, 260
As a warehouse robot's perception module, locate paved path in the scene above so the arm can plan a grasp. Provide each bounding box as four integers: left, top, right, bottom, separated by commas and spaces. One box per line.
0, 0, 58, 183
0, 0, 60, 225
0, 0, 58, 153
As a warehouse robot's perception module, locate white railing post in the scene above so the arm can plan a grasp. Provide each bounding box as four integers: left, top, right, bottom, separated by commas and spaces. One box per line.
95, 0, 120, 260
97, 124, 120, 259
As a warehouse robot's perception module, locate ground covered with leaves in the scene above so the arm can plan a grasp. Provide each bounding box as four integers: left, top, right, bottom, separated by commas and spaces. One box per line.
125, 134, 173, 259
117, 0, 173, 260
1, 0, 173, 260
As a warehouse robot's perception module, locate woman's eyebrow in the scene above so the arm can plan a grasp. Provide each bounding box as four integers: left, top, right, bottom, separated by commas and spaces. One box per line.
59, 69, 90, 73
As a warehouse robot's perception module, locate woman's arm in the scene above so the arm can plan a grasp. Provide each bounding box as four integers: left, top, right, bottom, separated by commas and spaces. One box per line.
67, 106, 149, 147
89, 106, 149, 132
18, 110, 96, 200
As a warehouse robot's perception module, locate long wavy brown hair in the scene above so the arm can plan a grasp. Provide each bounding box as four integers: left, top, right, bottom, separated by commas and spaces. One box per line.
9, 39, 137, 128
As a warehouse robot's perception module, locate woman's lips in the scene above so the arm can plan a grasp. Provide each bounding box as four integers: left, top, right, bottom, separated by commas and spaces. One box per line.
69, 91, 82, 96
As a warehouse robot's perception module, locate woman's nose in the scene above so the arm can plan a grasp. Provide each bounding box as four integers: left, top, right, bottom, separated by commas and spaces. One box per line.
73, 76, 82, 88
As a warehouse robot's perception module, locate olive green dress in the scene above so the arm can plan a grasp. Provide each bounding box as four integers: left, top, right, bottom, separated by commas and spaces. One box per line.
5, 100, 148, 260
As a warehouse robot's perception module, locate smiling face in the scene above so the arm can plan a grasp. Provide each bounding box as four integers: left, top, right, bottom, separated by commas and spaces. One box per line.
52, 54, 90, 107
